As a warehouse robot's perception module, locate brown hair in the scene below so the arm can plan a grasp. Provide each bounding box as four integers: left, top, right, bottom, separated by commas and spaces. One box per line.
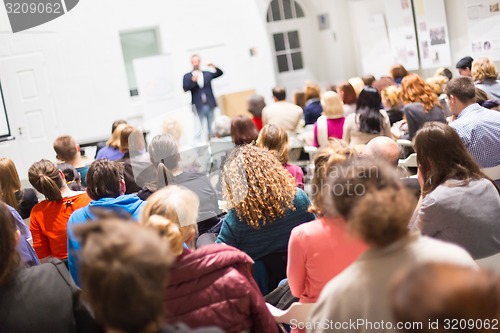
310, 140, 356, 216
75, 219, 173, 332
120, 126, 144, 153
0, 202, 20, 286
304, 81, 321, 101
444, 76, 476, 104
389, 64, 409, 80
292, 90, 306, 109
53, 135, 78, 162
475, 88, 489, 106
111, 119, 127, 134
272, 86, 286, 101
223, 145, 297, 229
337, 82, 357, 105
0, 158, 22, 210
85, 159, 124, 200
392, 263, 500, 333
362, 74, 376, 86
247, 95, 266, 118
472, 57, 499, 82
106, 123, 127, 150
231, 115, 259, 146
256, 124, 289, 164
413, 122, 499, 197
401, 74, 440, 112
322, 158, 414, 247
372, 76, 396, 93
28, 159, 64, 202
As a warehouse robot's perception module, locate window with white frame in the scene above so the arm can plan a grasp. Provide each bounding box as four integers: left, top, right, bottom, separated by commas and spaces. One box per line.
267, 0, 304, 22
273, 30, 304, 72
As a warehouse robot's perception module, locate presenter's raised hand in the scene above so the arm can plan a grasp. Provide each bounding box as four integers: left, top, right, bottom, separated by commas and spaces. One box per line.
207, 62, 216, 68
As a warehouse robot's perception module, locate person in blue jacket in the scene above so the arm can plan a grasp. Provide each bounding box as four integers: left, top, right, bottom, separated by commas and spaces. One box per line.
67, 159, 145, 286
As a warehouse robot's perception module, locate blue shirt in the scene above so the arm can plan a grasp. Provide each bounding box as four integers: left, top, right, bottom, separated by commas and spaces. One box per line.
216, 189, 315, 260
450, 103, 500, 169
95, 145, 125, 161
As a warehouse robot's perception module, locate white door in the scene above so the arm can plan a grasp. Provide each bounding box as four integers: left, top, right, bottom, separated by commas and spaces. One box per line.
0, 53, 58, 180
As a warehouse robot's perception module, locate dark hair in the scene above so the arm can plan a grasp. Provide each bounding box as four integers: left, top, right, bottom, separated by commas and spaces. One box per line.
338, 82, 357, 105
272, 86, 286, 101
247, 95, 266, 118
85, 159, 124, 200
413, 122, 499, 197
28, 159, 64, 201
57, 163, 85, 191
444, 77, 476, 103
325, 83, 337, 92
231, 115, 259, 146
372, 76, 397, 93
0, 202, 20, 286
111, 120, 127, 134
120, 126, 144, 153
389, 64, 409, 80
362, 74, 376, 86
356, 87, 383, 134
437, 68, 453, 81
75, 220, 173, 333
148, 134, 179, 189
456, 56, 474, 70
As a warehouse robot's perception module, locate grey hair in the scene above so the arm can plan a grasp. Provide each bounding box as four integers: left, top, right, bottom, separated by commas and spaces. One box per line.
212, 115, 232, 138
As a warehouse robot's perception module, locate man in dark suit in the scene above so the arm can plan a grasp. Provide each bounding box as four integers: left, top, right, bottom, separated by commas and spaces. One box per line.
183, 54, 223, 136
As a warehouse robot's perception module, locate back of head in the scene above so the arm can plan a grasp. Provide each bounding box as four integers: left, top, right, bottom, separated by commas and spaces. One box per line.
322, 157, 414, 247
0, 202, 20, 286
85, 159, 124, 200
231, 115, 259, 146
456, 56, 474, 70
304, 81, 321, 101
272, 85, 286, 101
401, 73, 439, 111
321, 91, 344, 118
426, 75, 448, 96
212, 115, 232, 138
140, 186, 199, 255
247, 95, 266, 118
161, 118, 183, 143
413, 122, 487, 196
348, 77, 365, 96
28, 159, 64, 201
392, 263, 500, 333
435, 67, 453, 81
292, 90, 306, 108
472, 57, 499, 82
53, 135, 78, 162
444, 76, 476, 104
362, 74, 376, 87
337, 82, 357, 105
0, 158, 21, 209
112, 120, 127, 135
75, 220, 174, 333
106, 123, 128, 150
381, 85, 402, 109
256, 124, 289, 164
372, 76, 397, 93
57, 163, 84, 191
356, 87, 383, 134
365, 137, 400, 167
120, 125, 144, 153
389, 64, 409, 80
149, 134, 179, 170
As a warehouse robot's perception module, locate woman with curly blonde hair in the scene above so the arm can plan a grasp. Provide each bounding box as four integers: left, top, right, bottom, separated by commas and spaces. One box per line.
400, 73, 446, 139
472, 57, 500, 100
216, 145, 315, 261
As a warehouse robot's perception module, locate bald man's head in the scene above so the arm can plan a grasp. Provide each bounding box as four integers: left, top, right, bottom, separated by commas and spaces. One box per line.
364, 137, 400, 167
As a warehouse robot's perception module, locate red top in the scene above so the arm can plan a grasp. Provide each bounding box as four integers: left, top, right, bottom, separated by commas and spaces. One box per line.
252, 117, 263, 131
29, 192, 92, 259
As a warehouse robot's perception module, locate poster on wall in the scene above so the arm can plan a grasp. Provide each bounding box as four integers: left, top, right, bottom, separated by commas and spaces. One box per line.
466, 0, 500, 60
384, 0, 419, 70
413, 0, 452, 69
0, 82, 12, 140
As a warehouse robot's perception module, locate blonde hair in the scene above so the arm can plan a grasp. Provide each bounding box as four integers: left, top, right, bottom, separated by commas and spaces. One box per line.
223, 145, 297, 229
0, 158, 22, 210
472, 57, 499, 82
106, 123, 127, 150
381, 85, 402, 109
140, 186, 199, 256
348, 77, 365, 96
256, 124, 289, 164
426, 76, 448, 96
304, 81, 321, 101
162, 118, 183, 144
321, 91, 344, 118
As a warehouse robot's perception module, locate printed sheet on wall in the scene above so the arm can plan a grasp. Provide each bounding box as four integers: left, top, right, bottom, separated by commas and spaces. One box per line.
466, 0, 500, 60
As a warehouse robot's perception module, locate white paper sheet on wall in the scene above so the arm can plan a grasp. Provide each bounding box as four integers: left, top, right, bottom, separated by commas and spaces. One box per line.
466, 0, 500, 61
0, 85, 11, 138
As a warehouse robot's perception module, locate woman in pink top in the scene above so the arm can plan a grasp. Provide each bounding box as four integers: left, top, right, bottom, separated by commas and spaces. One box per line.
313, 91, 345, 147
287, 141, 367, 303
256, 124, 304, 189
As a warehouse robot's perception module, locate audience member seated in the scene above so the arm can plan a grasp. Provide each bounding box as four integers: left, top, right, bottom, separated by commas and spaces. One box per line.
230, 114, 259, 146
7, 203, 39, 267
216, 145, 315, 261
292, 89, 306, 109
308, 158, 476, 333
426, 75, 451, 117
57, 163, 86, 191
28, 159, 91, 263
435, 67, 453, 81
400, 73, 446, 139
262, 86, 303, 132
372, 76, 396, 93
95, 123, 127, 161
117, 125, 154, 194
381, 85, 404, 126
410, 122, 500, 260
288, 141, 367, 305
389, 64, 409, 85
67, 159, 145, 286
337, 82, 357, 117
343, 86, 391, 146
303, 81, 323, 125
211, 115, 232, 141
256, 124, 304, 189
94, 119, 127, 158
472, 57, 500, 100
446, 77, 500, 171
0, 157, 38, 219
362, 74, 376, 87
325, 83, 337, 92
392, 262, 500, 333
456, 56, 473, 77
140, 186, 277, 333
53, 135, 90, 187
475, 87, 500, 110
247, 94, 265, 131
0, 202, 99, 333
313, 91, 345, 147
75, 218, 221, 333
